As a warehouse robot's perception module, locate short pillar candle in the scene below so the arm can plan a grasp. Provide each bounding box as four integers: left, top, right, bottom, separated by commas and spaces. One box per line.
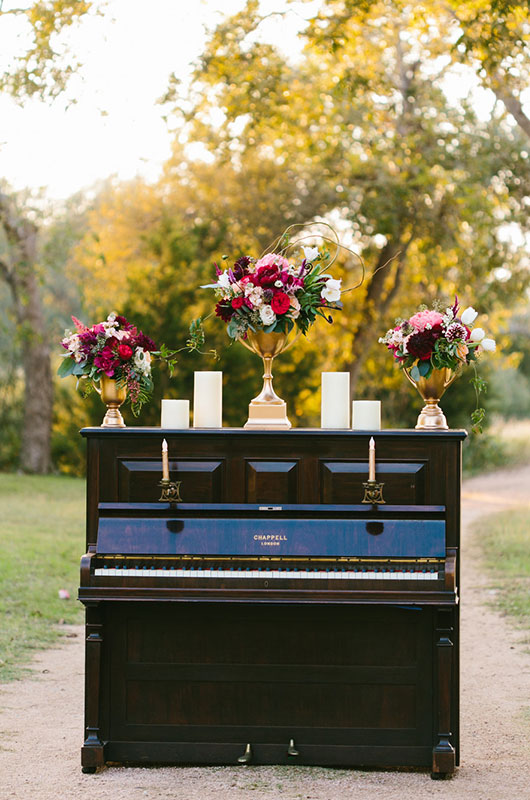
321, 372, 350, 428
352, 400, 381, 430
193, 371, 223, 428
161, 399, 190, 429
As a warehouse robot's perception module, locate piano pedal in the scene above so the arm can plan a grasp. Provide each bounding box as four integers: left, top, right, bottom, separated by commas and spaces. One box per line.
287, 738, 299, 757
237, 743, 252, 764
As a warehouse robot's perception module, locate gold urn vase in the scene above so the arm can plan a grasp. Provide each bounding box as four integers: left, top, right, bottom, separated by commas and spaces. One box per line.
239, 330, 298, 429
404, 366, 461, 431
94, 375, 127, 428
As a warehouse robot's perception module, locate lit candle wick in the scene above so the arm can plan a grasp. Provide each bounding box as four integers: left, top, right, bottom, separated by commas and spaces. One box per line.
369, 436, 376, 482
162, 438, 170, 481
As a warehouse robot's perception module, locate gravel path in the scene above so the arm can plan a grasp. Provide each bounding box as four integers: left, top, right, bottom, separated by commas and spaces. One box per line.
1, 466, 530, 800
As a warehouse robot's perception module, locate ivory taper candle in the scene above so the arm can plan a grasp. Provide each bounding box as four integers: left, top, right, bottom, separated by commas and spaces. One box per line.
369, 437, 376, 481
161, 399, 190, 428
162, 438, 170, 480
321, 372, 350, 428
352, 400, 381, 430
193, 371, 223, 428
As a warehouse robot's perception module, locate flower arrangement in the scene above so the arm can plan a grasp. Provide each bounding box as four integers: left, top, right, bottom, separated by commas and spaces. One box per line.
59, 313, 160, 415
201, 244, 344, 340
379, 297, 496, 431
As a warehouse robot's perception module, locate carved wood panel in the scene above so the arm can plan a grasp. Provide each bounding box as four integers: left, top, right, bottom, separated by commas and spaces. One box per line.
117, 459, 224, 503
245, 460, 299, 504
320, 461, 427, 505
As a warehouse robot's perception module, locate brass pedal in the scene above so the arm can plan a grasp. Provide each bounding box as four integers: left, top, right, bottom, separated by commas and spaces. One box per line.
287, 738, 299, 757
237, 743, 252, 764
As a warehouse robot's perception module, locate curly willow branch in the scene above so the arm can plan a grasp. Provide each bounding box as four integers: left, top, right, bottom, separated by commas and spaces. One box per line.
260, 221, 368, 293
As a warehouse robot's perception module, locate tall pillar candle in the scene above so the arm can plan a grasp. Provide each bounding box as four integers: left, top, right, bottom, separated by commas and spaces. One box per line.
193, 371, 223, 428
161, 399, 190, 429
352, 400, 381, 430
321, 372, 350, 428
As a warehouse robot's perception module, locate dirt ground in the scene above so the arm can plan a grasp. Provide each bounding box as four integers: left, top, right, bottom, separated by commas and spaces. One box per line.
1, 465, 530, 800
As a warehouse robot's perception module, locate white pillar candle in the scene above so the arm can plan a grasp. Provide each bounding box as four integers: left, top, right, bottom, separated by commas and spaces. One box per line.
193, 371, 223, 428
161, 399, 190, 429
352, 400, 381, 430
321, 372, 350, 429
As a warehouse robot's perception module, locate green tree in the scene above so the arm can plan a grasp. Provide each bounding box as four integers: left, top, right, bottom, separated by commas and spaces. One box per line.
0, 0, 94, 100
165, 0, 530, 395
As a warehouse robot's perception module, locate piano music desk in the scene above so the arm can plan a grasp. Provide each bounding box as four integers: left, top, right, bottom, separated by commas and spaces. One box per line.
79, 428, 465, 779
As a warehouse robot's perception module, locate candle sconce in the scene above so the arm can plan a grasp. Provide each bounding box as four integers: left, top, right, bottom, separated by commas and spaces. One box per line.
158, 478, 182, 505
362, 480, 386, 505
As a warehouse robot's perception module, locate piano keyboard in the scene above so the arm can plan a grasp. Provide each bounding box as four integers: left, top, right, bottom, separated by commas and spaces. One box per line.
94, 565, 440, 581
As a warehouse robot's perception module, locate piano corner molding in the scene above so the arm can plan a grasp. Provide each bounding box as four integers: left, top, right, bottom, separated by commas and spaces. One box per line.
362, 481, 386, 505
158, 479, 183, 505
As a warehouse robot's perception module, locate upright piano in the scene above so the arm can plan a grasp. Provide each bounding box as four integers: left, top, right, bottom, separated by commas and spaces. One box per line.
79, 428, 465, 778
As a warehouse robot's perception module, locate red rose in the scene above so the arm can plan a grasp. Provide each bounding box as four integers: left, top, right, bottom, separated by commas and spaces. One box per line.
255, 265, 280, 287
271, 292, 291, 315
118, 344, 133, 360
231, 296, 244, 310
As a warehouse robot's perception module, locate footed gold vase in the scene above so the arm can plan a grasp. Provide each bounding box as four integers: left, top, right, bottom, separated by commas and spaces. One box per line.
239, 330, 298, 429
94, 375, 127, 428
404, 366, 461, 430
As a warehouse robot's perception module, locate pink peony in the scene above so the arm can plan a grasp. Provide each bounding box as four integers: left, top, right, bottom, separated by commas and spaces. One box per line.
255, 252, 289, 270
409, 310, 444, 332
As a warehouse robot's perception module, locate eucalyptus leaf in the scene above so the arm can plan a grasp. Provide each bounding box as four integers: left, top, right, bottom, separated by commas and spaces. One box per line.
57, 357, 75, 377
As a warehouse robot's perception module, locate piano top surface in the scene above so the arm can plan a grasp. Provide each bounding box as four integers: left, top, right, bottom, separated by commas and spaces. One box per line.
81, 427, 468, 439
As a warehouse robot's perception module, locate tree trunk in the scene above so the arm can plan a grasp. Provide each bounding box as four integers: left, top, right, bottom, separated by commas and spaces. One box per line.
0, 193, 53, 474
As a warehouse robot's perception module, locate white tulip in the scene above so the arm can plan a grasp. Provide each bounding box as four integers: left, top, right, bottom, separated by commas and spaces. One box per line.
218, 271, 232, 289
481, 338, 496, 352
321, 277, 342, 303
461, 306, 478, 325
259, 305, 276, 325
302, 245, 319, 262
469, 327, 485, 342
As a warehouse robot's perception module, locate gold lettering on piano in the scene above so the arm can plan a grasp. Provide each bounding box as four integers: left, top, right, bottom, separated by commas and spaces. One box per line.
253, 533, 287, 547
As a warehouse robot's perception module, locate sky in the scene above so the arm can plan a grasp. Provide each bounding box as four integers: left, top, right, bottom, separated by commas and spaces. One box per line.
0, 0, 306, 199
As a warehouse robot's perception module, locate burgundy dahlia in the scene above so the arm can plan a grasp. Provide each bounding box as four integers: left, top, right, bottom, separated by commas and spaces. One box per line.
215, 301, 234, 322
407, 331, 435, 360
233, 256, 251, 279
135, 331, 157, 351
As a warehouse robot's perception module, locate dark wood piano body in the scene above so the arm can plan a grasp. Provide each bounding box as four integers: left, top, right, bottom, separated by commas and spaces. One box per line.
79, 428, 465, 777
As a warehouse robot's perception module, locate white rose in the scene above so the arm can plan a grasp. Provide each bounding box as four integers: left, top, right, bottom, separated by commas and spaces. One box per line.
302, 245, 319, 262
481, 338, 496, 352
469, 327, 485, 342
461, 306, 478, 325
321, 277, 342, 303
259, 305, 276, 326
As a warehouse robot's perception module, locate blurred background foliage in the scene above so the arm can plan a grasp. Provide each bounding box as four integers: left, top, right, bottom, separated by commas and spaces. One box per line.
0, 0, 529, 476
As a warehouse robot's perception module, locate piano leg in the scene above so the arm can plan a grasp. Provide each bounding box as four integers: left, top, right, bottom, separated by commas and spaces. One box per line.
81, 605, 105, 773
431, 609, 456, 779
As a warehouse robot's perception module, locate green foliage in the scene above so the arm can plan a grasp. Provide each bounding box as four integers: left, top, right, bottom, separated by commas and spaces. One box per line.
0, 473, 85, 681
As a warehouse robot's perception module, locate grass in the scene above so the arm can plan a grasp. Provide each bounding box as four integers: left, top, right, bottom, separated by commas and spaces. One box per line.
477, 507, 530, 631
463, 418, 530, 477
0, 473, 85, 682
